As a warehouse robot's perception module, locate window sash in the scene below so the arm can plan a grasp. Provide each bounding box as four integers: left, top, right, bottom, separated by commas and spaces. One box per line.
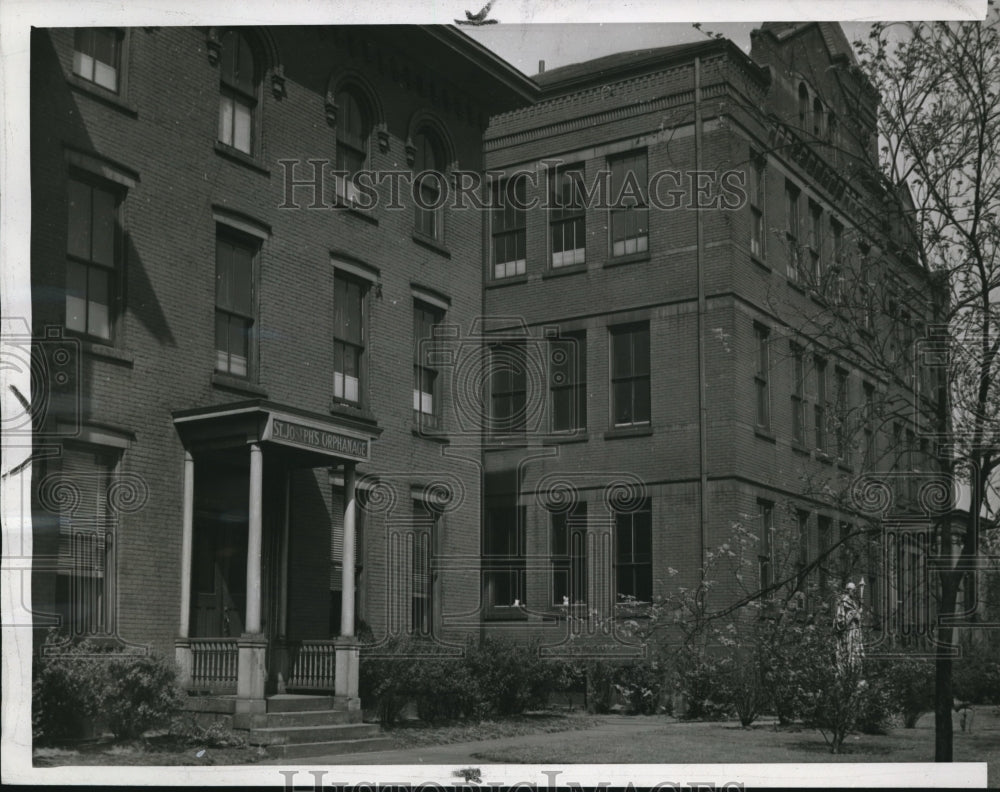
614, 505, 652, 603
413, 303, 442, 418
550, 334, 586, 431
551, 505, 587, 605
754, 327, 770, 428
611, 325, 650, 426
66, 178, 118, 341
72, 28, 121, 92
489, 343, 527, 432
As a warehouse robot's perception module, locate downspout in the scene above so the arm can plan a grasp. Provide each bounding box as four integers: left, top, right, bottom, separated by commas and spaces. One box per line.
694, 56, 709, 581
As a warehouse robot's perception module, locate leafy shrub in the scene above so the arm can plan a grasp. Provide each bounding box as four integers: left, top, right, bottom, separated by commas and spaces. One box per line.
33, 632, 184, 743
613, 658, 667, 715
671, 650, 732, 721
878, 657, 933, 728
716, 651, 767, 727
168, 714, 248, 748
953, 642, 1000, 705
853, 674, 899, 734
465, 636, 564, 716
411, 658, 480, 723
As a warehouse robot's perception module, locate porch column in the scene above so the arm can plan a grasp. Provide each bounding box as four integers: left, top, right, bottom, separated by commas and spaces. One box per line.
174, 451, 195, 687
235, 442, 267, 729
246, 442, 264, 634
335, 462, 360, 709
340, 462, 357, 637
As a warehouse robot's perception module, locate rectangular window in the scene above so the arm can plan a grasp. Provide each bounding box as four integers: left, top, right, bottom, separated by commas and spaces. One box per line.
785, 182, 801, 282
550, 165, 586, 268
333, 272, 366, 404
218, 31, 256, 155
615, 500, 652, 603
830, 218, 845, 301
413, 301, 443, 425
835, 368, 849, 461
53, 445, 119, 636
411, 500, 436, 637
809, 201, 823, 282
492, 175, 527, 279
72, 28, 122, 92
609, 151, 649, 257
483, 503, 526, 613
215, 233, 256, 378
66, 177, 119, 341
754, 324, 770, 430
550, 331, 586, 432
818, 516, 832, 594
758, 499, 774, 598
864, 382, 876, 469
610, 323, 650, 427
489, 342, 527, 434
791, 343, 806, 444
749, 156, 765, 258
796, 509, 810, 584
551, 502, 587, 606
814, 356, 827, 452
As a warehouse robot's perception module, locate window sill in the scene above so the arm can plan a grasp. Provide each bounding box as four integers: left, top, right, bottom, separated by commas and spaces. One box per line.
787, 278, 806, 294
837, 460, 854, 474
211, 372, 267, 397
67, 75, 138, 117
412, 426, 449, 444
815, 450, 834, 464
603, 424, 653, 440
543, 432, 589, 445
750, 254, 771, 273
485, 275, 529, 289
485, 434, 530, 448
329, 400, 378, 424
412, 233, 451, 258
791, 442, 811, 457
79, 340, 135, 366
542, 264, 587, 280
603, 251, 651, 269
337, 204, 379, 226
755, 428, 777, 443
214, 142, 270, 176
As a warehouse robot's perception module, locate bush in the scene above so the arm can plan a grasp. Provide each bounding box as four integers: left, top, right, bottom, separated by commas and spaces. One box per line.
672, 650, 732, 721
853, 674, 899, 734
33, 632, 184, 743
613, 658, 667, 715
879, 657, 933, 728
360, 635, 576, 725
953, 642, 1000, 705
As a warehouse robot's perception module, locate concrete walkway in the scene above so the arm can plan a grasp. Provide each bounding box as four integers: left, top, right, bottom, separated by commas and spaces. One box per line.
260, 716, 662, 766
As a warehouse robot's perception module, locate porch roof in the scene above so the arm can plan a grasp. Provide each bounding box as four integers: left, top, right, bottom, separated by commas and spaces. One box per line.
172, 399, 381, 465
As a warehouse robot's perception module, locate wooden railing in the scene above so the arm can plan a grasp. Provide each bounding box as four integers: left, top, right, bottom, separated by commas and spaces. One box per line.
286, 640, 337, 691
189, 638, 238, 693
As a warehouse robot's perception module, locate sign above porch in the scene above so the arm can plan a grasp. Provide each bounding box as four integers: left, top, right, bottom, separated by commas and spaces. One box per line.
263, 414, 369, 462
172, 399, 379, 463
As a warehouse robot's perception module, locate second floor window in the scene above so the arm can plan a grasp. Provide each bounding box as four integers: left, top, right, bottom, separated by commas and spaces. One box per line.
489, 342, 527, 434
785, 182, 801, 282
218, 30, 257, 155
835, 368, 850, 461
483, 503, 526, 612
551, 503, 587, 606
413, 301, 443, 424
814, 356, 828, 452
333, 273, 366, 404
215, 233, 256, 377
609, 151, 648, 257
550, 331, 586, 432
66, 177, 119, 342
758, 499, 774, 597
610, 323, 650, 427
492, 175, 527, 279
749, 156, 765, 258
550, 165, 586, 267
809, 201, 823, 282
72, 28, 123, 92
791, 343, 806, 444
754, 324, 770, 430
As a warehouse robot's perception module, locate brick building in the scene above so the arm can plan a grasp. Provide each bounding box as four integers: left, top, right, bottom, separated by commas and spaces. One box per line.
29, 21, 938, 743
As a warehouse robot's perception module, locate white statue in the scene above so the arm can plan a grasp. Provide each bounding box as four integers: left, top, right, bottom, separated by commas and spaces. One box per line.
833, 579, 865, 674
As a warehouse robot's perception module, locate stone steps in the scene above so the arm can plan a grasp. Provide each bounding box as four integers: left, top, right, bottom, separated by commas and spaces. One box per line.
264, 735, 396, 759
249, 722, 380, 746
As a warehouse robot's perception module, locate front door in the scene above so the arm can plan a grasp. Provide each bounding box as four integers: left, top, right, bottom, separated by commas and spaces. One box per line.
191, 516, 247, 637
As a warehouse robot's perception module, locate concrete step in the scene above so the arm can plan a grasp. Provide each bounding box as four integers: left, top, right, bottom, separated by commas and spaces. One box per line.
266, 695, 337, 713
249, 722, 381, 746
265, 736, 396, 759
264, 709, 360, 728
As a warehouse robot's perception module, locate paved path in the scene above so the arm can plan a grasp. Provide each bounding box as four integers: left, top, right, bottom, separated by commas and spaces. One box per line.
261, 716, 662, 766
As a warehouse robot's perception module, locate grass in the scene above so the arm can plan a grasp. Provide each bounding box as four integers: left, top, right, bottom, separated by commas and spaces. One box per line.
469, 709, 1000, 787
384, 711, 615, 748
33, 734, 266, 767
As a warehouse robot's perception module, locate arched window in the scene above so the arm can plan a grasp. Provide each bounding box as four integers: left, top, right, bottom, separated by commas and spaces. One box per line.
413, 129, 445, 240
813, 97, 824, 138
218, 31, 258, 155
335, 88, 371, 202
798, 83, 809, 128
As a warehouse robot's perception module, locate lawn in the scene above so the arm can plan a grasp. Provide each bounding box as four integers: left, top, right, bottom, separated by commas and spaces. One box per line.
470, 710, 1000, 787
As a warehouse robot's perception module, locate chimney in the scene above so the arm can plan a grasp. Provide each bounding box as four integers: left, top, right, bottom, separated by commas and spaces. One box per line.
538, 59, 545, 74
